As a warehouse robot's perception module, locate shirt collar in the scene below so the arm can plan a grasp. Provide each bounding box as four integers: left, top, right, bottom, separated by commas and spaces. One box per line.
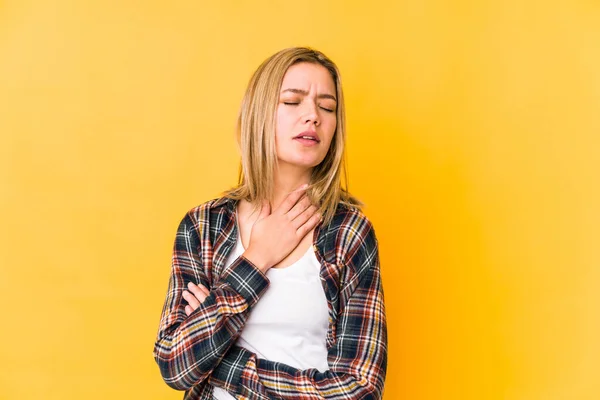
211, 196, 238, 212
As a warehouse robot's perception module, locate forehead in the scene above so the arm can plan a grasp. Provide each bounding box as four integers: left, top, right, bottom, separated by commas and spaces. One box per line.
280, 62, 335, 93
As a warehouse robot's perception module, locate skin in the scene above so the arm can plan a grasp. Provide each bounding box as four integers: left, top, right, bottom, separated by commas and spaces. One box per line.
184, 62, 338, 316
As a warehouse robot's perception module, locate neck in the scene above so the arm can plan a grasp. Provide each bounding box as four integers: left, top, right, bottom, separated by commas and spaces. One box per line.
270, 162, 312, 210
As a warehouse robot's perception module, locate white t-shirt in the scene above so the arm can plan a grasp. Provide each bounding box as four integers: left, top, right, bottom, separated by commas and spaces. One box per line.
213, 228, 330, 399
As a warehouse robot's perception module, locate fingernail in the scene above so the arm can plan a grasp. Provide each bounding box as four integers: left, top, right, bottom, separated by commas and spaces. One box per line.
187, 282, 194, 288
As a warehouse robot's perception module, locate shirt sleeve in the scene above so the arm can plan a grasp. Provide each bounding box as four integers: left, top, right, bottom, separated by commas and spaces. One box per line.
210, 221, 388, 399
153, 211, 270, 391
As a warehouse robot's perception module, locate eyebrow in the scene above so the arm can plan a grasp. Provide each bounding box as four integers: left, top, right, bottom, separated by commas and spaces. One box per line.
281, 88, 337, 102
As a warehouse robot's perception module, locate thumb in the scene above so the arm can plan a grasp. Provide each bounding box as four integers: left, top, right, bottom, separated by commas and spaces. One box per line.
258, 200, 271, 220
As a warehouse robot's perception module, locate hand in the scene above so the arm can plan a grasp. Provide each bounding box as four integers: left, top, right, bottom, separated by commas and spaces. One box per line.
182, 281, 210, 316
242, 184, 322, 273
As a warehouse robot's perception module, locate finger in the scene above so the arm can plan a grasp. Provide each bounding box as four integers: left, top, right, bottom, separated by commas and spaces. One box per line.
297, 211, 323, 237
286, 195, 312, 221
187, 282, 208, 303
185, 305, 194, 316
292, 204, 318, 230
197, 284, 210, 296
274, 184, 308, 215
182, 290, 200, 310
187, 281, 209, 296
196, 283, 210, 299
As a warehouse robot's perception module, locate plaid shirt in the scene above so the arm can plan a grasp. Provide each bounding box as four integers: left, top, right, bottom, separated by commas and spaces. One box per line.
153, 196, 387, 399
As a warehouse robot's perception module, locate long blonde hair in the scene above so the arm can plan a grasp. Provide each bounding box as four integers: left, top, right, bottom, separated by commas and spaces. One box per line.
222, 47, 362, 225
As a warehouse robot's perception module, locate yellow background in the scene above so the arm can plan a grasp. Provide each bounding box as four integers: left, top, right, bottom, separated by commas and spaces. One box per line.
1, 1, 599, 399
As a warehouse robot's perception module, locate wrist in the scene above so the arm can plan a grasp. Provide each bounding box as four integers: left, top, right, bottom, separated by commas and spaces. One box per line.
242, 248, 271, 273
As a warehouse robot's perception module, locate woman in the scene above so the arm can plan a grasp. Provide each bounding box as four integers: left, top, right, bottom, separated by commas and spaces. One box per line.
154, 47, 387, 399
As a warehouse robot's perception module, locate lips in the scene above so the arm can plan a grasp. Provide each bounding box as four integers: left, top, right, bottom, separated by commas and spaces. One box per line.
293, 131, 321, 143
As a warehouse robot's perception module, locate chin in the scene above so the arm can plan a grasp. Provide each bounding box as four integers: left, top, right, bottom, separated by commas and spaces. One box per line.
279, 156, 323, 169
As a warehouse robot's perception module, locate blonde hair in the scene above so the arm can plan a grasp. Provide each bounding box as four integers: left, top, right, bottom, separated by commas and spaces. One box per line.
222, 47, 363, 225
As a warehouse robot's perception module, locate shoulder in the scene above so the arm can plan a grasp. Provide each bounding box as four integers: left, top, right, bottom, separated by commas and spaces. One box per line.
325, 203, 380, 295
178, 196, 232, 228
329, 203, 377, 254
325, 204, 378, 277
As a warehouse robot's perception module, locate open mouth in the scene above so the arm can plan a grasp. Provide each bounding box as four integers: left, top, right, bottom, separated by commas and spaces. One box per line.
294, 135, 320, 143
293, 137, 320, 146
293, 132, 321, 143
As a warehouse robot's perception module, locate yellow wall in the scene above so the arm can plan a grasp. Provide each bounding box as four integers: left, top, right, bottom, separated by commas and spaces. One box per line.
1, 1, 598, 399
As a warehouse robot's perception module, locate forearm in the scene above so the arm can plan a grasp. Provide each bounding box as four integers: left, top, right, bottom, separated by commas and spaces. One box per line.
209, 226, 388, 399
211, 346, 386, 399
154, 256, 269, 390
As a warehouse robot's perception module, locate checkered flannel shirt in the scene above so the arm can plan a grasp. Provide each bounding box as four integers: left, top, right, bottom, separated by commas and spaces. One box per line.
153, 196, 387, 399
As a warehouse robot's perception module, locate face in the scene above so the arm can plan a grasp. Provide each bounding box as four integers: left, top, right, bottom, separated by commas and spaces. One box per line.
275, 62, 337, 170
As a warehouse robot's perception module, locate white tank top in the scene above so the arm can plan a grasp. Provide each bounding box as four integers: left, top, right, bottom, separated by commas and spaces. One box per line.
213, 228, 330, 399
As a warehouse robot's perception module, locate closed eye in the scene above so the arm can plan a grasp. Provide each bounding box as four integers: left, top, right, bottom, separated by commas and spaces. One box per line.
283, 102, 334, 113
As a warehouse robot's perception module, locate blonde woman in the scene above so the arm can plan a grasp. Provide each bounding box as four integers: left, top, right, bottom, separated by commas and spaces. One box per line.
154, 47, 387, 399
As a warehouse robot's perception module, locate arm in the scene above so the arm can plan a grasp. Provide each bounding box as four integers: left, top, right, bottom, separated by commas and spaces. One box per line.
153, 211, 270, 390
210, 221, 388, 399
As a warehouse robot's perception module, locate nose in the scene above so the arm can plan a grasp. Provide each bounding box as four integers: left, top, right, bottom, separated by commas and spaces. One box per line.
303, 102, 320, 126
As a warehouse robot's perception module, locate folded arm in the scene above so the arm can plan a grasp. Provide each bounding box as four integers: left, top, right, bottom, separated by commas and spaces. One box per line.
153, 212, 270, 390
210, 221, 388, 399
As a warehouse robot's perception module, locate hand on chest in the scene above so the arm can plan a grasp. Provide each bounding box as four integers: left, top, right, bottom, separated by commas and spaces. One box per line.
237, 201, 316, 270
